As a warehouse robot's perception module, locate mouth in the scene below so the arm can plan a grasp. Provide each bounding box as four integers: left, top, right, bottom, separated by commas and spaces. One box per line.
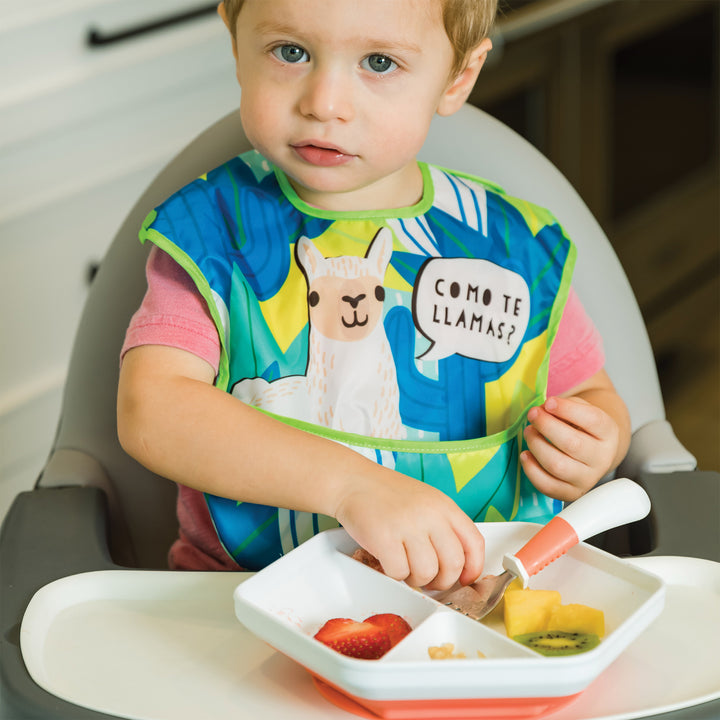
341, 312, 369, 328
292, 142, 355, 168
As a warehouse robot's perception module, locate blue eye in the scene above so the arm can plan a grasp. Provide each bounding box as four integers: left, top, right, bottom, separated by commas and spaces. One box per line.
273, 44, 309, 64
361, 54, 397, 74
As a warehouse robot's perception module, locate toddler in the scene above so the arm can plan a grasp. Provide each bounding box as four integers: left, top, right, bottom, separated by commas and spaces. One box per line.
117, 0, 631, 589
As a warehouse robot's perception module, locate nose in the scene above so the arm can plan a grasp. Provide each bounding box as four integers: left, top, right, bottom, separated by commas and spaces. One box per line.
299, 67, 354, 122
342, 294, 366, 309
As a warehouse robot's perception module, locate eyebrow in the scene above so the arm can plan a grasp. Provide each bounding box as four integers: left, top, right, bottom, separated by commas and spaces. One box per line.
253, 20, 299, 36
360, 37, 423, 55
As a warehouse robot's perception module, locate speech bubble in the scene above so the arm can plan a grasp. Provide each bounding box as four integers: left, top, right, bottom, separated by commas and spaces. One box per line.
412, 258, 530, 362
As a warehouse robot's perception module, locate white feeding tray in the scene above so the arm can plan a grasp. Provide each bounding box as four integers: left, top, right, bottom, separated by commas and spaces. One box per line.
234, 523, 666, 719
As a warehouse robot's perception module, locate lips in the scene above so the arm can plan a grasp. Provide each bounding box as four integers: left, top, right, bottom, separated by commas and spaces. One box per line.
292, 142, 354, 167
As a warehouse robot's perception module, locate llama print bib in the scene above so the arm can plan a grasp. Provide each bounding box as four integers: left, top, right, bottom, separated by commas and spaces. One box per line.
141, 150, 575, 570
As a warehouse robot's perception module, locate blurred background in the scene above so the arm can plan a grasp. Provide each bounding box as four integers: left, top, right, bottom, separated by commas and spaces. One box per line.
474, 0, 719, 476
1, 0, 718, 522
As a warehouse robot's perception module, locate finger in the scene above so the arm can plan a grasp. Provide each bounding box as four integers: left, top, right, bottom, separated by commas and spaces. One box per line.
456, 521, 485, 586
372, 539, 410, 583
520, 449, 589, 502
524, 424, 590, 483
542, 396, 611, 439
423, 529, 466, 591
526, 407, 597, 465
403, 536, 440, 588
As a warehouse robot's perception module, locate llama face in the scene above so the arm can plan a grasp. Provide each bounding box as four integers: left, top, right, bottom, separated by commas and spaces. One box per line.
306, 274, 385, 341
297, 228, 393, 342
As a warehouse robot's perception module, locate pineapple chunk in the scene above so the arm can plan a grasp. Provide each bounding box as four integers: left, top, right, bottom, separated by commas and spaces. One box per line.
503, 589, 562, 637
548, 603, 605, 637
506, 578, 524, 593
485, 577, 525, 623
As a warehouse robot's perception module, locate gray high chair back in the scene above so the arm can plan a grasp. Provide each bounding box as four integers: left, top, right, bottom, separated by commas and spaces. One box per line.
1, 104, 708, 720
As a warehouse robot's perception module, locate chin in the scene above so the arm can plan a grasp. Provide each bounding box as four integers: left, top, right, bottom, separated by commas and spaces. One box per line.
288, 171, 366, 198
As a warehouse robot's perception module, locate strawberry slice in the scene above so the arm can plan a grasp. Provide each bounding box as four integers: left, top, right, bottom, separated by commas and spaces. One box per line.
364, 613, 412, 647
314, 618, 392, 659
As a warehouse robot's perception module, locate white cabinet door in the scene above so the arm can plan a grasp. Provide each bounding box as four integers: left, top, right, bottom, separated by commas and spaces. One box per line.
0, 1, 240, 498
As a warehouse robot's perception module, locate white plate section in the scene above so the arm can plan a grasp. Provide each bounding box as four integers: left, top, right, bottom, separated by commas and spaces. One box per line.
19, 555, 720, 720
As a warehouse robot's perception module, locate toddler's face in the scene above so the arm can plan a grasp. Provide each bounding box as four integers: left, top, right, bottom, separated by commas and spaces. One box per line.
230, 0, 461, 212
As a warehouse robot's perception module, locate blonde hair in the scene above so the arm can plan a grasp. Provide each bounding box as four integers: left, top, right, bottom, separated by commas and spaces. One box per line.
222, 0, 497, 77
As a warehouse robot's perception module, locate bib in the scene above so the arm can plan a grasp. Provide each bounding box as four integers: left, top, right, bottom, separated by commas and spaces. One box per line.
141, 151, 575, 570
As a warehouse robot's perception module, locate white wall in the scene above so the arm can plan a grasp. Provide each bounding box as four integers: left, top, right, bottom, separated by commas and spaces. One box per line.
0, 1, 240, 519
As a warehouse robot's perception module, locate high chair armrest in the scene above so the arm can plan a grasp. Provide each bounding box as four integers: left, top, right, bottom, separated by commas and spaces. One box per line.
37, 449, 136, 567
618, 419, 697, 479
0, 486, 119, 720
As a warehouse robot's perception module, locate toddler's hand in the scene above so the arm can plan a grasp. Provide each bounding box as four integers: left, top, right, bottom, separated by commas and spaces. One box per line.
520, 395, 621, 501
333, 471, 484, 591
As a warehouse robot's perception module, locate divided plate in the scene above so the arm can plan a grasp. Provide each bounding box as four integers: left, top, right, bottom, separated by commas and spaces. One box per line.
234, 523, 666, 717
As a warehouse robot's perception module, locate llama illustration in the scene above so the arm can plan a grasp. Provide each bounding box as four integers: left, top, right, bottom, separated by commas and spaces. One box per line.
231, 228, 405, 439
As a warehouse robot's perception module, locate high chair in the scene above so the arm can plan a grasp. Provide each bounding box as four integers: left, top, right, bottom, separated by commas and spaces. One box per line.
1, 104, 718, 720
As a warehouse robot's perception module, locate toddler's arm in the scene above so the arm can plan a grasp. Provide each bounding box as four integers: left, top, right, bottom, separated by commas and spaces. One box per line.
117, 344, 484, 589
520, 368, 631, 501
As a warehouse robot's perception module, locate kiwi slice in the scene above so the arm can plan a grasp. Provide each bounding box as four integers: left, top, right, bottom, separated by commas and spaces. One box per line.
513, 631, 600, 656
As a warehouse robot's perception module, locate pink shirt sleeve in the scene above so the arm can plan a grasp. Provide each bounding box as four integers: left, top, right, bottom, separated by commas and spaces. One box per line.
121, 245, 221, 372
547, 288, 605, 396
122, 248, 604, 394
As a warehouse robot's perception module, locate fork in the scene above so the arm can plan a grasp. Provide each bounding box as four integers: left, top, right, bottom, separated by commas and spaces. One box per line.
440, 478, 651, 621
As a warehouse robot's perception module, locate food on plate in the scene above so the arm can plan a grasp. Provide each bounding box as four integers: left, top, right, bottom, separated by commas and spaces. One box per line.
429, 642, 463, 659
503, 589, 562, 637
346, 547, 607, 659
314, 618, 391, 659
547, 603, 605, 637
483, 577, 524, 622
313, 613, 411, 659
513, 630, 600, 656
504, 577, 525, 594
428, 643, 485, 660
504, 588, 605, 638
504, 588, 605, 653
365, 613, 412, 647
351, 548, 384, 573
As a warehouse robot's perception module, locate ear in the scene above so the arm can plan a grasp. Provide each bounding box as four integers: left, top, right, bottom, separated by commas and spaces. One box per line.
217, 2, 239, 63
437, 37, 493, 117
366, 228, 394, 276
296, 237, 325, 280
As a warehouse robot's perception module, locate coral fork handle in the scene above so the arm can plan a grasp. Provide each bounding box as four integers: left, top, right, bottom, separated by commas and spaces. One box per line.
503, 478, 651, 583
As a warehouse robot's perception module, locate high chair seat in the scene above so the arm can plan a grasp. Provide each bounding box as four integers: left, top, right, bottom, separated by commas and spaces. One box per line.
1, 104, 717, 720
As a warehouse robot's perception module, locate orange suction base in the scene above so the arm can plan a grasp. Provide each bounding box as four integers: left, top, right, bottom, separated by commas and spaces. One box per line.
312, 676, 582, 720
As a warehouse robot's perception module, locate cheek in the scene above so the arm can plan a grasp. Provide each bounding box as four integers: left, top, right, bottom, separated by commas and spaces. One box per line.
368, 297, 385, 328
311, 300, 346, 341
366, 102, 433, 159
239, 87, 283, 147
